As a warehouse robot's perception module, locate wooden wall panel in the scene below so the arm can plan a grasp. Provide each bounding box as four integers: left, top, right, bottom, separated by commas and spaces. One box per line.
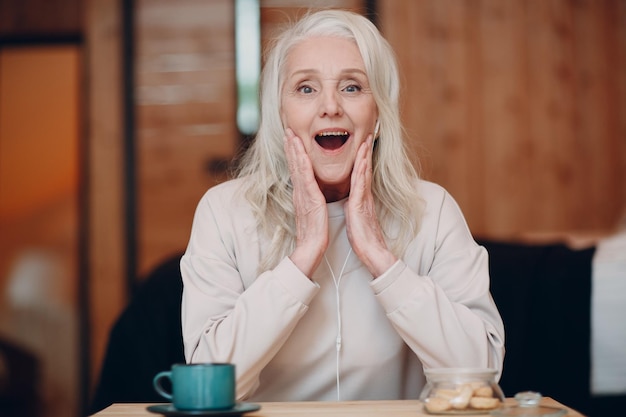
380, 0, 626, 239
463, 2, 487, 234
0, 0, 82, 36
136, 0, 237, 277
526, 0, 574, 231
479, 0, 529, 235
571, 0, 624, 228
614, 0, 626, 203
85, 0, 127, 396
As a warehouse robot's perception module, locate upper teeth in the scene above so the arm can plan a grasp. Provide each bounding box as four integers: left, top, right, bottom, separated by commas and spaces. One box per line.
318, 131, 348, 136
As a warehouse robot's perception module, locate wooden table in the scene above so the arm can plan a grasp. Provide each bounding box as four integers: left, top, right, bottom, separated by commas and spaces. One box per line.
91, 398, 586, 416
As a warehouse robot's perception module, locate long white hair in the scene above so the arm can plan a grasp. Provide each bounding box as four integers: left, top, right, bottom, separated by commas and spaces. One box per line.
236, 9, 424, 271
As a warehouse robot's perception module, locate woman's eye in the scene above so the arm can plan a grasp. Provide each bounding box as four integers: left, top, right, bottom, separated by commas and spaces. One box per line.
297, 85, 314, 94
343, 84, 361, 93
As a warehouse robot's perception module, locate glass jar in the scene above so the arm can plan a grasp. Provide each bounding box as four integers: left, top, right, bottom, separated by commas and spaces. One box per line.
419, 368, 505, 415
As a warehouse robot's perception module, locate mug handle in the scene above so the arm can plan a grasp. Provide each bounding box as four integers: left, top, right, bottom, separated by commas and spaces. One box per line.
153, 371, 173, 400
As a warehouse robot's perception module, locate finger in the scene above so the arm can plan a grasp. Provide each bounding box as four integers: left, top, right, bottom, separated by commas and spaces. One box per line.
350, 135, 373, 197
284, 128, 296, 172
361, 134, 373, 175
284, 129, 308, 177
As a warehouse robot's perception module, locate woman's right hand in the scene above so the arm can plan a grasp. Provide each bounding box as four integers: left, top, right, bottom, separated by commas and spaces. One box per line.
284, 128, 329, 277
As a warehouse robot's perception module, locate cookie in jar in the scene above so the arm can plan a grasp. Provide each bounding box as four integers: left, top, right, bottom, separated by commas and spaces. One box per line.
420, 368, 504, 415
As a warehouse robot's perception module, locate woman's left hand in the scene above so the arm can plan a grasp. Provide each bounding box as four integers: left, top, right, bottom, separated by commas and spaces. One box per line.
345, 135, 397, 277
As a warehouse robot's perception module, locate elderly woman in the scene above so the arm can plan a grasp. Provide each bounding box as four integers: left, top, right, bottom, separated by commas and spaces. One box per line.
181, 9, 504, 402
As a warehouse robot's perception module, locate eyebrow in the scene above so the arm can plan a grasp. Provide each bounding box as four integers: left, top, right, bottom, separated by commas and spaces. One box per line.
288, 68, 368, 78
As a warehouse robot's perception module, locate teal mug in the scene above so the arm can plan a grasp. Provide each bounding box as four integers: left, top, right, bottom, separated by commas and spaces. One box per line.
153, 363, 236, 411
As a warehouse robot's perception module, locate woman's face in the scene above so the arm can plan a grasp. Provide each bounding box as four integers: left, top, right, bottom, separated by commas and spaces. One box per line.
281, 36, 378, 199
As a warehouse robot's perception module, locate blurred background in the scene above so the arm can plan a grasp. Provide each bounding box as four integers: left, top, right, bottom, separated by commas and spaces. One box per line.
0, 0, 624, 416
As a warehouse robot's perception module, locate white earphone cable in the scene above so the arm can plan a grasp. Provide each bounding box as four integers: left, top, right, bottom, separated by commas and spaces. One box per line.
323, 247, 352, 401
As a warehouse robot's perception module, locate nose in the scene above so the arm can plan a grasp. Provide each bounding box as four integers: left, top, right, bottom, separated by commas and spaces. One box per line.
318, 90, 343, 117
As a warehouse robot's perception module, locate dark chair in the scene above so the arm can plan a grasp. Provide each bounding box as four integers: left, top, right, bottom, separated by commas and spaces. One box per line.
478, 240, 596, 415
0, 338, 41, 417
89, 252, 186, 414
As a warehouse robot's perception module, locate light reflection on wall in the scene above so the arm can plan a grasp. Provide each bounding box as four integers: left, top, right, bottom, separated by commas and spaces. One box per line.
235, 0, 261, 136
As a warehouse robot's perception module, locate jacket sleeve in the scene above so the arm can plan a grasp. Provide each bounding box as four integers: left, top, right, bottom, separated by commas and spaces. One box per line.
180, 190, 319, 400
370, 189, 505, 376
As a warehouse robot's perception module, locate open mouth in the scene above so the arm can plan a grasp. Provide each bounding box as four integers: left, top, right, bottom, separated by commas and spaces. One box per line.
315, 131, 350, 151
